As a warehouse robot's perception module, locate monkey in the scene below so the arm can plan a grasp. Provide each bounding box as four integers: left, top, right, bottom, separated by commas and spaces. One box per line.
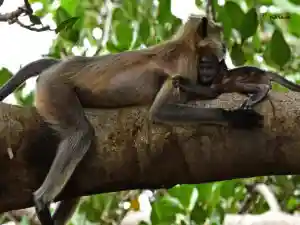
0, 58, 60, 101
0, 15, 264, 225
215, 64, 300, 109
174, 55, 300, 110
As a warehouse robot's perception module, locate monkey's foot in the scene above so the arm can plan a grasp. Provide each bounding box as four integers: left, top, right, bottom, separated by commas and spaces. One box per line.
239, 102, 252, 110
223, 109, 264, 129
33, 194, 54, 225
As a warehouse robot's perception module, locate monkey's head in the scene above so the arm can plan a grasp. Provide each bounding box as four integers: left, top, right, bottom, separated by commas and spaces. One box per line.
178, 14, 225, 61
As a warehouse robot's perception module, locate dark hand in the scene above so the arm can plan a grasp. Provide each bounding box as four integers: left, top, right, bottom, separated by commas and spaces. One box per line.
222, 109, 264, 129
211, 84, 224, 95
172, 75, 184, 89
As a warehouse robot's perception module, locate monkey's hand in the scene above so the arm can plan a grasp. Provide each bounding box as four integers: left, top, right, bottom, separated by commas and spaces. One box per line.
172, 75, 187, 89
222, 109, 264, 129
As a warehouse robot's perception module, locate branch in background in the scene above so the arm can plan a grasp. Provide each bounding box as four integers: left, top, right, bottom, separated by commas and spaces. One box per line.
255, 183, 281, 212
5, 208, 40, 225
238, 184, 258, 214
0, 7, 26, 22
0, 0, 52, 32
15, 19, 52, 32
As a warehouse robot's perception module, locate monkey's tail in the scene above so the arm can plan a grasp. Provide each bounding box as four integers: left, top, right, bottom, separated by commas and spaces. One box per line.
0, 58, 60, 101
268, 71, 300, 92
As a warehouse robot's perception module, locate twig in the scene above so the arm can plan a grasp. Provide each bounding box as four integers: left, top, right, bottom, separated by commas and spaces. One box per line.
16, 19, 52, 32
238, 184, 258, 214
0, 7, 26, 22
255, 183, 281, 211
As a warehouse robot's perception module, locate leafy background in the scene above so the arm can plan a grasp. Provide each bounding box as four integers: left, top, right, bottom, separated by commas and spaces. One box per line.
1, 0, 300, 224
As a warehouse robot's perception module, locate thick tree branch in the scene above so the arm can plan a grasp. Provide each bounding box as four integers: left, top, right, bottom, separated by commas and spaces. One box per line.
0, 92, 300, 213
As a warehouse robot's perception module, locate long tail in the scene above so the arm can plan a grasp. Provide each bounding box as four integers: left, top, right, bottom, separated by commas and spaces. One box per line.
0, 58, 60, 101
269, 71, 300, 92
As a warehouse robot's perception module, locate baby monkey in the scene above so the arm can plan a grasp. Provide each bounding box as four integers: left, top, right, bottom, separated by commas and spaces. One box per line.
174, 54, 300, 110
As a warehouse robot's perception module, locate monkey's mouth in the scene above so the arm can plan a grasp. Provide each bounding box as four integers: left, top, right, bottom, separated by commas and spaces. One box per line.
200, 68, 216, 83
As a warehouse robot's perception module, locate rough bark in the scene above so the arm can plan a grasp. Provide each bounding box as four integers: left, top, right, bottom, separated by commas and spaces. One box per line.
0, 92, 300, 213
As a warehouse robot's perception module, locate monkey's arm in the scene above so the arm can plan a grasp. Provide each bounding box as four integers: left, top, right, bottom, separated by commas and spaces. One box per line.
149, 78, 263, 128
172, 75, 220, 100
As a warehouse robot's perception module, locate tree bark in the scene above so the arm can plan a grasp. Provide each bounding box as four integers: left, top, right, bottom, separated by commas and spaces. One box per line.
0, 92, 300, 213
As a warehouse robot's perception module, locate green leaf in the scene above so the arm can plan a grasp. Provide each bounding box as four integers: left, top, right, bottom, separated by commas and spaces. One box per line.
289, 0, 300, 4
217, 8, 232, 41
61, 0, 79, 16
157, 0, 172, 23
139, 222, 149, 225
78, 194, 118, 223
230, 43, 246, 66
252, 33, 262, 52
112, 7, 126, 22
59, 29, 80, 44
224, 1, 245, 29
15, 91, 35, 106
151, 195, 184, 224
122, 1, 137, 18
139, 19, 150, 44
20, 216, 30, 225
270, 29, 291, 68
195, 0, 203, 7
196, 183, 213, 202
114, 21, 133, 50
0, 68, 13, 86
55, 6, 71, 25
55, 17, 80, 33
239, 8, 258, 42
190, 203, 208, 223
221, 180, 237, 198
209, 183, 222, 209
106, 41, 123, 53
288, 13, 300, 37
168, 185, 198, 212
29, 15, 42, 25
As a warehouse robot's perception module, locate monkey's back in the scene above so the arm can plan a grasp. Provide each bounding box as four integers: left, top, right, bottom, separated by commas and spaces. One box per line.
222, 66, 270, 86
35, 52, 170, 109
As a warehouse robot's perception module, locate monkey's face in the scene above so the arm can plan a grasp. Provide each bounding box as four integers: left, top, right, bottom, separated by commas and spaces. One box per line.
197, 54, 220, 85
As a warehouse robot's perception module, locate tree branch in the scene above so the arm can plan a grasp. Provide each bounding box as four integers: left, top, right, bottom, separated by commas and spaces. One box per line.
0, 92, 300, 213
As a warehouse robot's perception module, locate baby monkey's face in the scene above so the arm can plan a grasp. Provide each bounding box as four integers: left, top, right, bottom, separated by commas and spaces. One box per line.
197, 54, 221, 86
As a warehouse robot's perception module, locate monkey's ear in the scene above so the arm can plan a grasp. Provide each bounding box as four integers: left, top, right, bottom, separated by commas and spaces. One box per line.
198, 17, 208, 39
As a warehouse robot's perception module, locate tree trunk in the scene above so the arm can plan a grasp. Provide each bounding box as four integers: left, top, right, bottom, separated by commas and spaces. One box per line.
0, 92, 299, 213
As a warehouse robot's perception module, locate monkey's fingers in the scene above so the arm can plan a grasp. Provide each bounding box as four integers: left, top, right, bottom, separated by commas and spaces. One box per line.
34, 198, 54, 225
223, 109, 264, 129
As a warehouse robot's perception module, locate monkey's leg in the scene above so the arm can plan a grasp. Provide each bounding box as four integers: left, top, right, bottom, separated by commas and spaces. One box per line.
52, 198, 80, 225
150, 79, 263, 128
34, 82, 94, 225
238, 84, 271, 109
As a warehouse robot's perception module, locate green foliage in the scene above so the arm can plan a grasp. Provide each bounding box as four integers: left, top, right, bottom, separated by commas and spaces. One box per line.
239, 8, 258, 43
270, 29, 291, 68
0, 68, 12, 86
